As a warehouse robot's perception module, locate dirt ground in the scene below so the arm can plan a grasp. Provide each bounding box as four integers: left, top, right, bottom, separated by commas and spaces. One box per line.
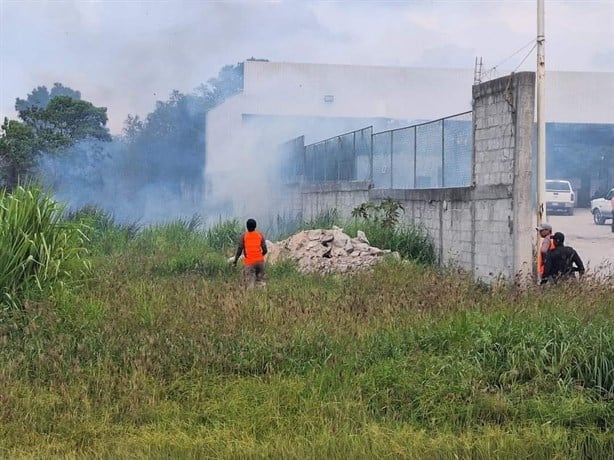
548, 208, 614, 275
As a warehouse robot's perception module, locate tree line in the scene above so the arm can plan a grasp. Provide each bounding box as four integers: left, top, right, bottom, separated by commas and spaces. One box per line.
0, 63, 244, 207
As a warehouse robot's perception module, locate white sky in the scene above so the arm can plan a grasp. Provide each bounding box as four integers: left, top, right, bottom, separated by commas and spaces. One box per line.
1, 0, 613, 134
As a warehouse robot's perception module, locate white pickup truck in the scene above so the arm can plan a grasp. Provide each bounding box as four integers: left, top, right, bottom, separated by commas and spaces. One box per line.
590, 188, 614, 225
546, 180, 575, 216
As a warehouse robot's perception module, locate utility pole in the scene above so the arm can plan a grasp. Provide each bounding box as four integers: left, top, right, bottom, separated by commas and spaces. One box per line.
535, 0, 547, 281
537, 0, 546, 226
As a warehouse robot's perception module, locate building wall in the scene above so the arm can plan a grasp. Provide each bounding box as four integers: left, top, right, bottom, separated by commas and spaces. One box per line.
300, 182, 371, 223
299, 72, 536, 282
242, 61, 474, 119
205, 61, 613, 220
206, 62, 475, 176
546, 71, 614, 124
207, 62, 614, 176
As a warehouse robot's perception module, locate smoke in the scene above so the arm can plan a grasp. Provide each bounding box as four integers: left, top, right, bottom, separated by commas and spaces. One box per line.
35, 137, 203, 224
202, 111, 416, 232
200, 61, 474, 229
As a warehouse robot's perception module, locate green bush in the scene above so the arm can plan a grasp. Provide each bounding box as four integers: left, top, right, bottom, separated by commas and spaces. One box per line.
345, 219, 436, 265
0, 185, 90, 309
349, 199, 436, 264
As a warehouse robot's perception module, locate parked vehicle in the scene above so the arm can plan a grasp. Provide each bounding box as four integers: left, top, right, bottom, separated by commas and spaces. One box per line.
546, 180, 575, 216
590, 188, 614, 225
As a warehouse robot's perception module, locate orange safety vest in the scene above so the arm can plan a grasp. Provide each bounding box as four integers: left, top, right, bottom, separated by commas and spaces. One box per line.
242, 231, 265, 266
537, 238, 556, 276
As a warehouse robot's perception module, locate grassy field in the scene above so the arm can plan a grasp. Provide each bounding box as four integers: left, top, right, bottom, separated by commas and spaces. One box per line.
0, 200, 612, 459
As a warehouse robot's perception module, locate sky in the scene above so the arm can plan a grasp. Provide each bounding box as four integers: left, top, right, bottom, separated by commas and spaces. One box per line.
1, 0, 613, 135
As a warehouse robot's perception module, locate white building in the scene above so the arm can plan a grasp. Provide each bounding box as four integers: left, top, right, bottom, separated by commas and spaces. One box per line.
205, 60, 614, 217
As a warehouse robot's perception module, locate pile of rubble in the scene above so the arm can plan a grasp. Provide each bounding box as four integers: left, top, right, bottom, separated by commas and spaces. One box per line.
266, 226, 396, 274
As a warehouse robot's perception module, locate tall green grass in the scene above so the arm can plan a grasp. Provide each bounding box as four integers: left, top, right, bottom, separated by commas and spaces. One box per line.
0, 209, 612, 457
204, 218, 242, 252
0, 186, 90, 309
65, 205, 140, 255
124, 216, 238, 278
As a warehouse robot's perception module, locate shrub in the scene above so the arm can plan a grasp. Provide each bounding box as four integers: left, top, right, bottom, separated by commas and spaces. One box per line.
0, 185, 90, 309
352, 197, 404, 229
348, 199, 436, 265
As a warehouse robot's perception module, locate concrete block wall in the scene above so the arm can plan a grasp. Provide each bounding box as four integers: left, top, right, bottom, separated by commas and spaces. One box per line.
300, 182, 371, 221
297, 72, 536, 282
369, 187, 476, 270
472, 72, 535, 280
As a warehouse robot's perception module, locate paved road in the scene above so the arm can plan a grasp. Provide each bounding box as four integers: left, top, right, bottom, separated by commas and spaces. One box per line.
548, 208, 614, 275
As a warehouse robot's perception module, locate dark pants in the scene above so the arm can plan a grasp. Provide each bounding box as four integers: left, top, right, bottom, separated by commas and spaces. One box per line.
243, 261, 266, 288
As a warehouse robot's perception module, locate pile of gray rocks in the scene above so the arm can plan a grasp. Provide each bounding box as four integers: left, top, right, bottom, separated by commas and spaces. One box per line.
266, 226, 396, 274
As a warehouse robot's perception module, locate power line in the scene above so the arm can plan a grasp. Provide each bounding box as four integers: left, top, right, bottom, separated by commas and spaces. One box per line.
513, 43, 537, 73
487, 37, 536, 73
477, 37, 537, 82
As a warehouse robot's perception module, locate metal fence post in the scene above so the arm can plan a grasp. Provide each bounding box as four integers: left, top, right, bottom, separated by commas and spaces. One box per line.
442, 119, 445, 187
369, 132, 374, 183
413, 126, 417, 189
390, 131, 394, 188
353, 132, 356, 181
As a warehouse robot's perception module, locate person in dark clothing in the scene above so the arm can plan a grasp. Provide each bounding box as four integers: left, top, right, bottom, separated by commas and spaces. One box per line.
542, 232, 585, 283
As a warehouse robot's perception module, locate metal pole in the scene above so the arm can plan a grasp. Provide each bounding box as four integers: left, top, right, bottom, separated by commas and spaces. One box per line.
390, 131, 394, 188
353, 132, 356, 181
413, 127, 417, 188
441, 119, 445, 187
369, 131, 374, 184
537, 0, 547, 225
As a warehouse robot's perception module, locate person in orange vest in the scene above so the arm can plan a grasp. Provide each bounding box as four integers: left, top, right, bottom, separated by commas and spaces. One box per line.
536, 222, 555, 283
233, 218, 268, 288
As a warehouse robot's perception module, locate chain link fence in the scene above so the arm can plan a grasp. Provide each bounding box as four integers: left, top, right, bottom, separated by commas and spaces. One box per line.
302, 127, 373, 182
282, 111, 472, 189
371, 111, 472, 188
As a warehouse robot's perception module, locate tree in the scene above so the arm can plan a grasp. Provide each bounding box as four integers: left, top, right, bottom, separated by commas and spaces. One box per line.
19, 96, 111, 150
0, 84, 111, 189
15, 83, 81, 112
196, 63, 245, 108
0, 119, 37, 188
122, 62, 244, 197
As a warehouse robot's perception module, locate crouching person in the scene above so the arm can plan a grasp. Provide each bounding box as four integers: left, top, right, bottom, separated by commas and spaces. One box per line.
233, 218, 268, 288
542, 232, 585, 284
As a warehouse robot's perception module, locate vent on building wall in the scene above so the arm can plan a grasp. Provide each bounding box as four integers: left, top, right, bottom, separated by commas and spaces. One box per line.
323, 95, 334, 103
